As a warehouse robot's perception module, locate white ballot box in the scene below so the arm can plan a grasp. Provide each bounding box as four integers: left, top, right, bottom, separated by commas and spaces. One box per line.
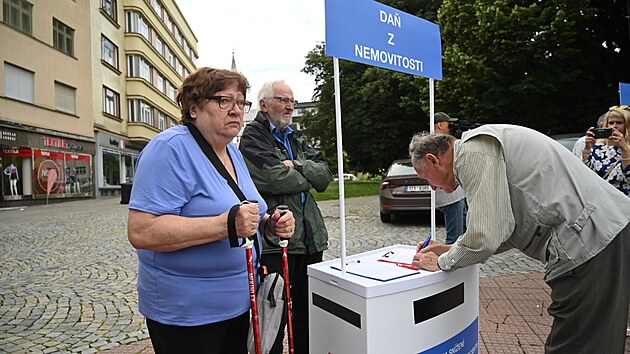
308, 244, 479, 354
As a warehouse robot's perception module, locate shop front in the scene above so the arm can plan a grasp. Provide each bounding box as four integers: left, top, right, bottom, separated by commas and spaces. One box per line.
0, 124, 95, 207
94, 132, 144, 197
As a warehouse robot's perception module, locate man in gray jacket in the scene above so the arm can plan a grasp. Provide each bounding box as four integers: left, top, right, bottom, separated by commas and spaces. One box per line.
239, 80, 333, 354
409, 124, 630, 353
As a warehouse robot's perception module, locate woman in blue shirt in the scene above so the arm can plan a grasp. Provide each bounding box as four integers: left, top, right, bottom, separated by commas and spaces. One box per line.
582, 106, 630, 196
127, 67, 295, 353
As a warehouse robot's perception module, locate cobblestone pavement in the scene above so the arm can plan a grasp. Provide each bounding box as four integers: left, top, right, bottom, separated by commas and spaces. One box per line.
0, 195, 545, 353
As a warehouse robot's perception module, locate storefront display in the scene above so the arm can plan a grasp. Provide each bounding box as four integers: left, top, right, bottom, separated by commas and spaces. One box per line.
0, 125, 95, 204
95, 132, 142, 197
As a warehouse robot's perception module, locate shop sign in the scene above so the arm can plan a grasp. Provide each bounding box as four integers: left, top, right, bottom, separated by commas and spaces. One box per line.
34, 150, 65, 159
1, 130, 17, 142
67, 153, 91, 162
109, 138, 126, 149
109, 137, 141, 153
2, 148, 32, 157
43, 136, 84, 152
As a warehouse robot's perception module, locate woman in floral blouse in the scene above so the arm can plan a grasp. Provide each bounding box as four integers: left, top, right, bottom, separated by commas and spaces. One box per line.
581, 105, 630, 196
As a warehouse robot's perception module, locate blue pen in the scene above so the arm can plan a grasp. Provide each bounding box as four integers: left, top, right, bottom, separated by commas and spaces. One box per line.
420, 235, 432, 250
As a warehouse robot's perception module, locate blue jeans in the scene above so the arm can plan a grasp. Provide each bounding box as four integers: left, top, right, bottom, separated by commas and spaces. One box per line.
438, 199, 468, 245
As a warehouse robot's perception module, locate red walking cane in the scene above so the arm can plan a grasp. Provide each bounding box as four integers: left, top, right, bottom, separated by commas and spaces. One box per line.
275, 205, 295, 354
242, 201, 262, 354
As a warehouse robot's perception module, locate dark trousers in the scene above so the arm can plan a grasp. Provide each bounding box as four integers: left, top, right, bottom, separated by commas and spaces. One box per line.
261, 251, 323, 354
146, 311, 249, 354
545, 223, 630, 353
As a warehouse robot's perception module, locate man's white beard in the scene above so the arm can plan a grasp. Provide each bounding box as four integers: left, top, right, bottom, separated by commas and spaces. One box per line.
278, 118, 291, 130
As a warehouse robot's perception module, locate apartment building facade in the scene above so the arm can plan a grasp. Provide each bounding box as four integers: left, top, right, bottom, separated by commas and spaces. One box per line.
0, 0, 197, 206
0, 0, 94, 205
92, 0, 197, 197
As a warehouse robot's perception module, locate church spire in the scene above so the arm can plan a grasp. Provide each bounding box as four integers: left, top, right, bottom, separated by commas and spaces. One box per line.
231, 50, 237, 72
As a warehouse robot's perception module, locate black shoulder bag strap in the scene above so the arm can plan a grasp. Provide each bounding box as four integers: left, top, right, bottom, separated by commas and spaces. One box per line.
185, 123, 264, 259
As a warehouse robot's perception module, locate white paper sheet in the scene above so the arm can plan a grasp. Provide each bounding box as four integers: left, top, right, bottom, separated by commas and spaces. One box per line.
331, 247, 420, 282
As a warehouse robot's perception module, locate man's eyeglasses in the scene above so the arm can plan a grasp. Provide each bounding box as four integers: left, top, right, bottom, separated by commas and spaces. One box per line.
609, 105, 629, 111
206, 96, 252, 113
270, 96, 298, 106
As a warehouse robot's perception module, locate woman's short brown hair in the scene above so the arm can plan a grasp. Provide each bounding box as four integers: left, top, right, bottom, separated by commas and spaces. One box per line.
176, 67, 250, 124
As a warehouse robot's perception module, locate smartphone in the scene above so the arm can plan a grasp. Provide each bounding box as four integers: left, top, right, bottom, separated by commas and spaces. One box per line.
593, 128, 613, 139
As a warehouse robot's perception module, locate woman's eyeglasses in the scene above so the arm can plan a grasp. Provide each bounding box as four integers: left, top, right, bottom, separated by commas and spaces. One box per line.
206, 96, 252, 113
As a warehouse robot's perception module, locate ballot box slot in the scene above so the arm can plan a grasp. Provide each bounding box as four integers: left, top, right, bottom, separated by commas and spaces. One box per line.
413, 282, 464, 324
312, 292, 362, 328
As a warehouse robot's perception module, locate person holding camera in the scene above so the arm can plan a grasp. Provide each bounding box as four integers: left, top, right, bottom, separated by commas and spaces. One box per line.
433, 112, 468, 244
581, 105, 630, 196
571, 113, 606, 158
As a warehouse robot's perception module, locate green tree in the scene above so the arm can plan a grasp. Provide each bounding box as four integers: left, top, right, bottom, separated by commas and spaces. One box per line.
302, 44, 429, 175
436, 0, 627, 133
302, 0, 630, 174
302, 1, 440, 175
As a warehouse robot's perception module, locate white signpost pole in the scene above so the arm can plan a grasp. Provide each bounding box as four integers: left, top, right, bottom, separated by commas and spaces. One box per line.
429, 78, 436, 241
333, 57, 347, 276
325, 0, 443, 275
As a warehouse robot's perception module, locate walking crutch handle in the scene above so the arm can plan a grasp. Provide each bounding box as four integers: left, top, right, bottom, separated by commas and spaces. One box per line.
275, 205, 295, 354
240, 200, 262, 354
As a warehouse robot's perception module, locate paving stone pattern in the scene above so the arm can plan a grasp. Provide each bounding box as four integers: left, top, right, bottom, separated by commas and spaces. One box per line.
0, 195, 617, 353
1, 199, 147, 353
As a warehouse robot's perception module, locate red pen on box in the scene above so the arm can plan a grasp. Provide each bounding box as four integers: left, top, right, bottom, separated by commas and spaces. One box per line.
377, 259, 419, 270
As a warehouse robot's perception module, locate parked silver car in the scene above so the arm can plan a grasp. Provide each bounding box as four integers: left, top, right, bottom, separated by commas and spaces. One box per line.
379, 159, 431, 222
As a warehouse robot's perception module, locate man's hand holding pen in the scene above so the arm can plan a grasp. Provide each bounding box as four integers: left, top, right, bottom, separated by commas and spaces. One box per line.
411, 238, 452, 272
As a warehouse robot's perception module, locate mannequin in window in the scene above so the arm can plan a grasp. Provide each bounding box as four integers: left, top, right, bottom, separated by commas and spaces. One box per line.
71, 168, 80, 193
4, 163, 19, 196
65, 167, 73, 193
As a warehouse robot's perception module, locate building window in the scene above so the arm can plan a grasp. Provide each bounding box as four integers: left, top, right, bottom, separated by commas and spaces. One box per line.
167, 84, 176, 101
54, 81, 76, 115
158, 112, 166, 131
126, 11, 149, 40
64, 154, 93, 195
4, 62, 34, 103
103, 86, 120, 117
154, 35, 163, 55
141, 102, 152, 125
3, 0, 32, 35
156, 73, 164, 93
164, 13, 172, 32
101, 35, 119, 69
102, 150, 120, 186
176, 31, 184, 47
101, 0, 117, 22
151, 0, 162, 17
139, 58, 150, 81
53, 18, 74, 56
129, 99, 154, 126
170, 119, 177, 128
127, 55, 152, 82
165, 46, 175, 68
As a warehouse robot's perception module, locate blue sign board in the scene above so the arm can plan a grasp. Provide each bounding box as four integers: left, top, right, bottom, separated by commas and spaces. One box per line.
621, 82, 630, 105
325, 0, 442, 80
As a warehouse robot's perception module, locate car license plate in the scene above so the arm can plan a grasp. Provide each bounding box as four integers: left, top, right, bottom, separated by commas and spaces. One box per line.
405, 185, 430, 192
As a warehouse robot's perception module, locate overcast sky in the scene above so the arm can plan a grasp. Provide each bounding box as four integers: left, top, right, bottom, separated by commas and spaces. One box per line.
176, 0, 326, 104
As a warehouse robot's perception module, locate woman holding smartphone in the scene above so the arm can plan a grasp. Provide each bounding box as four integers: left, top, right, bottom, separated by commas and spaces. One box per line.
582, 105, 630, 196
